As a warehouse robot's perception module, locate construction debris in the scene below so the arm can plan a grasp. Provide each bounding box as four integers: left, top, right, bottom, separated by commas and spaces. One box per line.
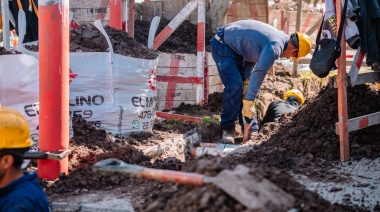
0, 46, 21, 55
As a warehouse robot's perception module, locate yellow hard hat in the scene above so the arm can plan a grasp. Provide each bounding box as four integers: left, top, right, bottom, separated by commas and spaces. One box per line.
284, 89, 305, 105
291, 32, 312, 61
0, 107, 33, 149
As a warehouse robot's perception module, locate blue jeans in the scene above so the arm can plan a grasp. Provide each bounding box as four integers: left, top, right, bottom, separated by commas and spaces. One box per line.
210, 35, 259, 131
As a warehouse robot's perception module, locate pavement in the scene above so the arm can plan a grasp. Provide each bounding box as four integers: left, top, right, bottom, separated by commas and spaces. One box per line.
292, 158, 380, 210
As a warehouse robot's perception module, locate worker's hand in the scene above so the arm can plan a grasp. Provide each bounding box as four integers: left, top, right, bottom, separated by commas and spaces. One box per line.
242, 79, 249, 98
242, 100, 256, 118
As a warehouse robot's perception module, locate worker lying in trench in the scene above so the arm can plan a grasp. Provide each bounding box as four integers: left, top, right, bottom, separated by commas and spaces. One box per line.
0, 107, 49, 211
260, 89, 305, 128
210, 20, 312, 144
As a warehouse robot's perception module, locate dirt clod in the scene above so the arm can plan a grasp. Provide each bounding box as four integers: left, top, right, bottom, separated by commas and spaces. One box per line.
0, 47, 21, 55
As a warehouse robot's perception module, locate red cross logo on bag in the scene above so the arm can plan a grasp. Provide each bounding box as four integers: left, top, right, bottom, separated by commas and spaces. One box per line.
148, 69, 157, 91
69, 68, 78, 84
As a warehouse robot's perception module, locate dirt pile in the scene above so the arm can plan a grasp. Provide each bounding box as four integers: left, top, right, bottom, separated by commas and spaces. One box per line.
165, 92, 223, 143
255, 63, 322, 121
0, 47, 21, 55
134, 19, 214, 54
238, 84, 380, 179
141, 156, 366, 212
41, 116, 152, 196
25, 24, 158, 60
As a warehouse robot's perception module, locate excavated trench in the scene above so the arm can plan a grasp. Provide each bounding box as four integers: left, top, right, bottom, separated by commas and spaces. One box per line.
15, 19, 380, 211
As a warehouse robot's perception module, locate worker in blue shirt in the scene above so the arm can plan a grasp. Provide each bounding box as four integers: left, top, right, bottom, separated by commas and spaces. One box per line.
0, 107, 50, 212
210, 20, 312, 144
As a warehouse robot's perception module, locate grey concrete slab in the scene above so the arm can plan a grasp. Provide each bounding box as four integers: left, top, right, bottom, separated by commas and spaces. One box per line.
292, 158, 380, 211
50, 189, 135, 212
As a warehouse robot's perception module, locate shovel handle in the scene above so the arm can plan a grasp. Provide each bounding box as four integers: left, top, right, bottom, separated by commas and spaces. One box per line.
92, 158, 208, 186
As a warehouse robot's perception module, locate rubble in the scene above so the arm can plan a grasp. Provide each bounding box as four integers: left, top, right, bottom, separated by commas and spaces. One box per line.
0, 46, 21, 55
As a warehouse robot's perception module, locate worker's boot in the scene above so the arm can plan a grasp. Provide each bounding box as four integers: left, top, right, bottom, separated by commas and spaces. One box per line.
221, 127, 235, 144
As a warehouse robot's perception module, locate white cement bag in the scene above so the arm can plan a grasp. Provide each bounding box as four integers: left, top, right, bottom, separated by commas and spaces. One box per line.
0, 54, 41, 145
92, 20, 159, 137
8, 20, 159, 137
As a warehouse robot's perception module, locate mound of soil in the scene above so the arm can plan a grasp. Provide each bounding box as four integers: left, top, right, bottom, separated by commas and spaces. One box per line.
41, 116, 196, 198
141, 156, 366, 212
25, 24, 158, 60
134, 19, 214, 54
0, 47, 21, 55
41, 116, 150, 196
238, 84, 380, 180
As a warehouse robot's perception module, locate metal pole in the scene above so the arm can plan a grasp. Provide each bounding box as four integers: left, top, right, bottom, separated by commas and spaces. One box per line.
110, 0, 123, 30
127, 0, 135, 37
336, 0, 349, 161
1, 0, 10, 49
38, 0, 70, 179
293, 0, 302, 75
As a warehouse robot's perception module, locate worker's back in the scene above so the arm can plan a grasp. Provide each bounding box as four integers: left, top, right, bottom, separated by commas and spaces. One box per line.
261, 97, 300, 127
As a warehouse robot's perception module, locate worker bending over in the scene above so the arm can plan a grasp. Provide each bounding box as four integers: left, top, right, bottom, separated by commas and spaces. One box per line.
210, 20, 312, 144
261, 89, 305, 127
0, 107, 49, 211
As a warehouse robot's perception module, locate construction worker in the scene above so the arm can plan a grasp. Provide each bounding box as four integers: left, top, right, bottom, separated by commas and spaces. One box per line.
0, 107, 49, 211
210, 20, 312, 144
260, 89, 305, 127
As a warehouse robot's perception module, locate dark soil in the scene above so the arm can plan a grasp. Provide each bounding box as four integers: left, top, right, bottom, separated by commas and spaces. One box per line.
0, 47, 21, 55
25, 24, 158, 60
41, 116, 150, 196
134, 19, 214, 54
141, 156, 367, 212
24, 19, 214, 57
235, 84, 380, 181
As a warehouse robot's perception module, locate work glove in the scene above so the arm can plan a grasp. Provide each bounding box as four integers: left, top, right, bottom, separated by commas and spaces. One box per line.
242, 100, 256, 118
242, 79, 249, 98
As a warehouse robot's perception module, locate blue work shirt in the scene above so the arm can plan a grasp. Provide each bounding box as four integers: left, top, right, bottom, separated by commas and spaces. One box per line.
0, 172, 50, 212
223, 20, 289, 100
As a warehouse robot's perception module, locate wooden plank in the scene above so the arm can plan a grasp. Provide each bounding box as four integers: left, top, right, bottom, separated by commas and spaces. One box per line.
141, 2, 163, 21
336, 0, 349, 161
